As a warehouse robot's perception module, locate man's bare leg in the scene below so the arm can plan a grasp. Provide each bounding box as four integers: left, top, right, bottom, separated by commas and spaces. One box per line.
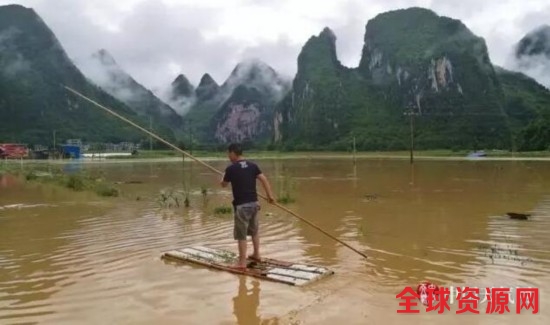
251, 235, 260, 260
237, 240, 247, 267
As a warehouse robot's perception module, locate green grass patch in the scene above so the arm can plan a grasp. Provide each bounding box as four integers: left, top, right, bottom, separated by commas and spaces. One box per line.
214, 206, 233, 215
25, 171, 39, 181
65, 175, 86, 191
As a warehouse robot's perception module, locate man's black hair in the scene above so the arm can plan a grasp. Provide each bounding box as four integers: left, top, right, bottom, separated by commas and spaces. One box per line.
227, 143, 243, 156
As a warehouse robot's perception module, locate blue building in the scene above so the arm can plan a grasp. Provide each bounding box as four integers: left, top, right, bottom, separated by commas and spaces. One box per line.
61, 145, 81, 159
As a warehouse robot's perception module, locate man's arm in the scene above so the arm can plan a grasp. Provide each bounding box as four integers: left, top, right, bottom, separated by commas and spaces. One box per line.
220, 173, 229, 188
220, 170, 230, 188
257, 173, 276, 204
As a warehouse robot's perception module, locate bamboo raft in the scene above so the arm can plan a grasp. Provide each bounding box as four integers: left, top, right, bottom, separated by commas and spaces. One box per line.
162, 246, 334, 286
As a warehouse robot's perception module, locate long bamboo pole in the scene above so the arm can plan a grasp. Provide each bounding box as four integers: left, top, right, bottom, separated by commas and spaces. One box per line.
64, 86, 368, 259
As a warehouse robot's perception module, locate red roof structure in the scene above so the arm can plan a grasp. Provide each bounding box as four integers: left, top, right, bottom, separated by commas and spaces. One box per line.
0, 144, 29, 159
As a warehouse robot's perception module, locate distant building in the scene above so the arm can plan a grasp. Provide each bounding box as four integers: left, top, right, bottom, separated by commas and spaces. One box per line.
30, 145, 50, 159
75, 141, 140, 155
0, 144, 28, 159
33, 145, 48, 151
66, 139, 82, 147
61, 145, 81, 159
104, 142, 138, 152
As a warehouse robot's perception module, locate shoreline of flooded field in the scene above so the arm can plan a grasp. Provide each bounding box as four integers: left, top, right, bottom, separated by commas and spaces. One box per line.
3, 150, 550, 167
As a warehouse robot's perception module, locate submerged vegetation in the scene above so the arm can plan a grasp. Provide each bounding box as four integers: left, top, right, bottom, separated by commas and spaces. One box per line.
277, 193, 296, 205
156, 189, 182, 208
201, 186, 210, 206
1, 162, 119, 197
217, 250, 237, 263
181, 155, 191, 207
276, 173, 296, 205
214, 205, 233, 215
94, 184, 120, 197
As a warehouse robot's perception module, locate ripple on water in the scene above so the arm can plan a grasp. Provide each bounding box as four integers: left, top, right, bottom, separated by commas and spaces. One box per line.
1, 200, 319, 323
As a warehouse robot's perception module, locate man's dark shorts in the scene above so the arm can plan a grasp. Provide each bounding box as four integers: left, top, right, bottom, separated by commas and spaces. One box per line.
234, 202, 259, 240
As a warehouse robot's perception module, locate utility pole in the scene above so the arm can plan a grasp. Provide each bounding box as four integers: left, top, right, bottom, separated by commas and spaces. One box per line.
405, 106, 416, 164
409, 109, 414, 164
149, 116, 153, 152
53, 130, 56, 160
352, 135, 357, 166
188, 118, 193, 155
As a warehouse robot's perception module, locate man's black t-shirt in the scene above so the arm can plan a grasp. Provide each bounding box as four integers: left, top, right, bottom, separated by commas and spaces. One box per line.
223, 160, 261, 206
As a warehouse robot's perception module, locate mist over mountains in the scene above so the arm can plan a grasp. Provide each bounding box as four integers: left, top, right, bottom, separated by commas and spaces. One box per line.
1, 4, 549, 151
512, 25, 550, 89
77, 49, 184, 137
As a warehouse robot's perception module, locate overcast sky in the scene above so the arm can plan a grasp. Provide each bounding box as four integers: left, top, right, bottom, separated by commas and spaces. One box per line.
1, 0, 548, 93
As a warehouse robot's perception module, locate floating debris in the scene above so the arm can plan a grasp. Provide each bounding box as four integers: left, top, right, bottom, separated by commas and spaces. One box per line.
507, 212, 530, 220
362, 194, 379, 202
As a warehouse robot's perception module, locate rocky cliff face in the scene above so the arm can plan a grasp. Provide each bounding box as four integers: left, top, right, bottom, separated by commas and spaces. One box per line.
275, 27, 352, 147
277, 8, 512, 150
212, 60, 289, 144
213, 86, 273, 143
215, 103, 261, 143
185, 60, 290, 145
358, 8, 501, 114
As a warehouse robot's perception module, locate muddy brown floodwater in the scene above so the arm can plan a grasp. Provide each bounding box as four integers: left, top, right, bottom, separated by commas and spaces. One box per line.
1, 159, 550, 324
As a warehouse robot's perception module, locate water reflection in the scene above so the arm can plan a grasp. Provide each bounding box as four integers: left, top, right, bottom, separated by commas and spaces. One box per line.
0, 173, 19, 189
62, 161, 82, 174
232, 277, 279, 325
409, 163, 415, 186
233, 277, 261, 324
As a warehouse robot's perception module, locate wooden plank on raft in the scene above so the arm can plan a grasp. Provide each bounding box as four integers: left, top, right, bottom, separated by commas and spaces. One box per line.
161, 246, 335, 286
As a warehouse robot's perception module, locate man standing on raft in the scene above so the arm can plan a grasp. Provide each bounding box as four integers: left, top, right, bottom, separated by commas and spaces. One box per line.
220, 143, 276, 269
